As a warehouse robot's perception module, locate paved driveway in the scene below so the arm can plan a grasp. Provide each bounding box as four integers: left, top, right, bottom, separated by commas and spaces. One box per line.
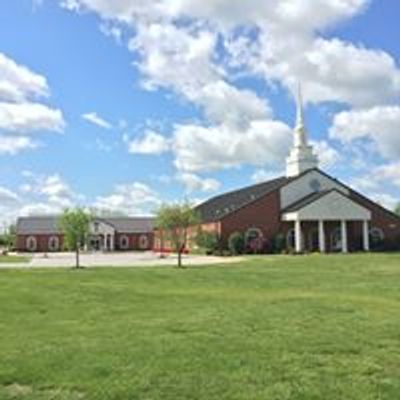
1, 251, 243, 268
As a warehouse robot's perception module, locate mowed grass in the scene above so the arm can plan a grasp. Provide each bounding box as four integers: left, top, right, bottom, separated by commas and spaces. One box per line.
1, 254, 400, 399
0, 255, 30, 263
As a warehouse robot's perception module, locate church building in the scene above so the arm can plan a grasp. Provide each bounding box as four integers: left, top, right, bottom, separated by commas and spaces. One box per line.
189, 89, 400, 253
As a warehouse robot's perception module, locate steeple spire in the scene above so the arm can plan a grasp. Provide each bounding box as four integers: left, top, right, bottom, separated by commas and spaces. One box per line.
294, 82, 307, 147
286, 82, 319, 177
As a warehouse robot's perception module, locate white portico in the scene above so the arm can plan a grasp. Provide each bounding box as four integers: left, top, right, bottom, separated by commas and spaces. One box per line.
88, 219, 116, 251
282, 189, 372, 253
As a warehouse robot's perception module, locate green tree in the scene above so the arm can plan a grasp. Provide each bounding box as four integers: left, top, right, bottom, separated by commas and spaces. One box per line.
1, 224, 16, 252
228, 232, 245, 255
59, 209, 91, 268
156, 203, 200, 268
395, 202, 400, 216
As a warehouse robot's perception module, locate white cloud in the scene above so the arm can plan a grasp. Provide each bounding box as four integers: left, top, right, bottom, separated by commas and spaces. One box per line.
0, 102, 65, 133
0, 136, 37, 155
126, 130, 170, 155
251, 169, 282, 183
0, 52, 49, 102
311, 140, 341, 170
0, 186, 20, 206
177, 173, 220, 193
329, 105, 400, 159
21, 173, 79, 209
94, 182, 160, 215
173, 119, 291, 173
0, 53, 65, 155
82, 111, 112, 129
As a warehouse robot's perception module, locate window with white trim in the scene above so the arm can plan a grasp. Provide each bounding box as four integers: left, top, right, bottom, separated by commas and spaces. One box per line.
26, 236, 37, 252
139, 234, 149, 249
119, 235, 129, 250
369, 227, 385, 249
48, 236, 59, 252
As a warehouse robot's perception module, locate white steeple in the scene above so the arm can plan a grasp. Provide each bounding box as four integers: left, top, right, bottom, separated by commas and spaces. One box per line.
286, 83, 318, 177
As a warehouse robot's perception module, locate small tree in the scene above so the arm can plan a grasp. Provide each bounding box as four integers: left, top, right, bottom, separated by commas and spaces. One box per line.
156, 203, 200, 268
228, 232, 245, 255
195, 230, 219, 254
395, 202, 400, 216
59, 209, 91, 268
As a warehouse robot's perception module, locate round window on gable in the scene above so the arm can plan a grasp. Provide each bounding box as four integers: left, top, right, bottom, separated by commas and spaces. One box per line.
26, 236, 37, 252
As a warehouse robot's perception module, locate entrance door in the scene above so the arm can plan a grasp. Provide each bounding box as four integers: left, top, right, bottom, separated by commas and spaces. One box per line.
308, 229, 319, 252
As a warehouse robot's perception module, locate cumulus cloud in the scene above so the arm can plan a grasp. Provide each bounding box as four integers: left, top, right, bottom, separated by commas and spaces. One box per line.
173, 119, 292, 173
329, 105, 400, 159
82, 111, 112, 129
94, 182, 160, 215
0, 102, 65, 133
126, 130, 170, 155
177, 173, 220, 193
0, 136, 37, 155
0, 53, 65, 154
0, 52, 49, 102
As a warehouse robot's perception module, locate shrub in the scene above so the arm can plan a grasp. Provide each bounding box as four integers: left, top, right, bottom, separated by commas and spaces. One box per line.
195, 231, 219, 254
273, 233, 286, 253
228, 232, 245, 255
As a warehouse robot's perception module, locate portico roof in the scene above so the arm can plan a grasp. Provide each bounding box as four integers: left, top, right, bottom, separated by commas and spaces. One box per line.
282, 189, 371, 221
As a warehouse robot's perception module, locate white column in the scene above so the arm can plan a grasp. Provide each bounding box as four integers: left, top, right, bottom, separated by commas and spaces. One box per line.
295, 220, 302, 253
318, 220, 326, 253
110, 234, 114, 251
341, 220, 348, 253
363, 220, 370, 251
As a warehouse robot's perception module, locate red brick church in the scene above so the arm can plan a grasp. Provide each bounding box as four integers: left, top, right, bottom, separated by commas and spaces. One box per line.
183, 90, 400, 253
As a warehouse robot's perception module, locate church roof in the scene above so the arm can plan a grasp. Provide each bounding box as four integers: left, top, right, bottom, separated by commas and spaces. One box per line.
16, 215, 154, 235
196, 176, 290, 223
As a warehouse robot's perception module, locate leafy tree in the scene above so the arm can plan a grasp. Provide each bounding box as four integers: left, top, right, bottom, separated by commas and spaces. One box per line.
156, 203, 200, 268
195, 230, 219, 254
0, 224, 16, 252
228, 232, 245, 255
395, 202, 400, 216
59, 209, 92, 268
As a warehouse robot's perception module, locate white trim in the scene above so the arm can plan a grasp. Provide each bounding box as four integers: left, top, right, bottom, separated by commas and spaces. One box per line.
26, 236, 37, 252
119, 234, 129, 250
138, 234, 149, 250
48, 235, 59, 252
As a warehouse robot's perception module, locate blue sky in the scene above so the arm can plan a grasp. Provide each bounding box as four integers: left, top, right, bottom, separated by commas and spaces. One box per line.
0, 0, 400, 226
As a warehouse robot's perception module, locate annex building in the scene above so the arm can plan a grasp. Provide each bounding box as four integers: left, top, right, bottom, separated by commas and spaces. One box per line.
185, 91, 400, 253
16, 216, 154, 252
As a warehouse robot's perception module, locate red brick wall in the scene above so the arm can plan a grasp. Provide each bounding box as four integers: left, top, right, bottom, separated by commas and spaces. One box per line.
16, 234, 64, 252
349, 191, 400, 249
220, 190, 282, 248
115, 232, 154, 251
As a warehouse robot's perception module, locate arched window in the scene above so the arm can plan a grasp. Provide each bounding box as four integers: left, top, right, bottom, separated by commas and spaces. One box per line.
119, 235, 129, 250
48, 236, 59, 252
369, 227, 385, 249
245, 228, 264, 253
26, 236, 37, 252
139, 234, 149, 250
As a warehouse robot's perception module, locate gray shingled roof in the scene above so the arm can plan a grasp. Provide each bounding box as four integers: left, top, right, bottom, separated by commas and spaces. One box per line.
195, 176, 290, 223
16, 215, 154, 235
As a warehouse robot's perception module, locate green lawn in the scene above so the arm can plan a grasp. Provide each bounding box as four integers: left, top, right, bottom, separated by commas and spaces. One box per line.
1, 254, 400, 399
0, 255, 30, 264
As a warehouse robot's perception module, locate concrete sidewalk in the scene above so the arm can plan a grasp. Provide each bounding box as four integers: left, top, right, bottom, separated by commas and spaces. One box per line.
0, 251, 243, 268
